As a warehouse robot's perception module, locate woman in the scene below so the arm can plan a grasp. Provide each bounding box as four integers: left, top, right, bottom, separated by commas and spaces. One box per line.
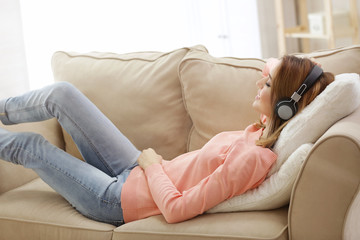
0, 55, 334, 226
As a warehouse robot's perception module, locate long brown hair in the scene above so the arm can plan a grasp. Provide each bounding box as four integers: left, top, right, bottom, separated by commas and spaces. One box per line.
256, 55, 334, 148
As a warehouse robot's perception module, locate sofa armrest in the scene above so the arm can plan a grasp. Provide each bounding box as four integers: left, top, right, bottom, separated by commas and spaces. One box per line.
0, 119, 65, 194
288, 107, 360, 240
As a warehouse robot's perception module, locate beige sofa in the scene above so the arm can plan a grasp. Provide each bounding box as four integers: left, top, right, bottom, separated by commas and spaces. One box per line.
0, 45, 359, 240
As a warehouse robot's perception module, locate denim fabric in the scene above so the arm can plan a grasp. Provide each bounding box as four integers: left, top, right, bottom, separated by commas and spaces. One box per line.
0, 82, 141, 226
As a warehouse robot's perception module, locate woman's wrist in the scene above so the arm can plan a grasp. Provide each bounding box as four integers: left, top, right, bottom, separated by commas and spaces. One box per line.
137, 148, 163, 170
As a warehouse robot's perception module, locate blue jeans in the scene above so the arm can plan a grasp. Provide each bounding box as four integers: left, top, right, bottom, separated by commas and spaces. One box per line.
0, 82, 141, 226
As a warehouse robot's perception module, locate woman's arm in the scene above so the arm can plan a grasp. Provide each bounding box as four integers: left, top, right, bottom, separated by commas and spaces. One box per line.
138, 147, 275, 223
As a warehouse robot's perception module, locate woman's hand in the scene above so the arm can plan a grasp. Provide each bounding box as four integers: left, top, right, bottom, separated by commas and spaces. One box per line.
137, 148, 163, 170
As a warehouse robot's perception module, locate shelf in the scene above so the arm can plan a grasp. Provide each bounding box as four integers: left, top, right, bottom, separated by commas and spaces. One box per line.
285, 32, 329, 39
285, 29, 357, 39
275, 0, 359, 56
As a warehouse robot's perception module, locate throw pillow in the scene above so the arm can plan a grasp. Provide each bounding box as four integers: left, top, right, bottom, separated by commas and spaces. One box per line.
207, 143, 313, 212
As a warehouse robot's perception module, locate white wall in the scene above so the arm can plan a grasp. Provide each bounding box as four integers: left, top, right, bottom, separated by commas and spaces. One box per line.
19, 0, 263, 90
19, 0, 194, 89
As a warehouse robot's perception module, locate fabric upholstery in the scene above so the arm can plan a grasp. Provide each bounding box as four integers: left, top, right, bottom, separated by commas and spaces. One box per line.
178, 47, 265, 151
289, 114, 360, 240
0, 178, 115, 240
300, 45, 360, 75
51, 46, 200, 160
114, 207, 288, 240
344, 186, 360, 240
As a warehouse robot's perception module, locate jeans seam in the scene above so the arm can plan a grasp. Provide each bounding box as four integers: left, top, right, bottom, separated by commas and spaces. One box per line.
6, 104, 47, 115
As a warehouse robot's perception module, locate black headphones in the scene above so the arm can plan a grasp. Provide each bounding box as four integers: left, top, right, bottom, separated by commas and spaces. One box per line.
275, 64, 323, 121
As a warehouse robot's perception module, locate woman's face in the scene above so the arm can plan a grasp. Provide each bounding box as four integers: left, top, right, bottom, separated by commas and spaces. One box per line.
253, 75, 273, 117
252, 61, 280, 118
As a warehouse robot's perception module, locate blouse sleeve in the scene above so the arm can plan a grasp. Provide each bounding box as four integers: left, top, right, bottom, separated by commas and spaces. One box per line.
143, 147, 276, 223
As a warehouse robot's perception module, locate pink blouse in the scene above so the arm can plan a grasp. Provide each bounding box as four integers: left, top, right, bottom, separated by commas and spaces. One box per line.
121, 123, 277, 223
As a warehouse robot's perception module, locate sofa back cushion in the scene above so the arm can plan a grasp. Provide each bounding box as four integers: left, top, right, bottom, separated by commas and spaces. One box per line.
179, 48, 265, 151
51, 46, 197, 160
299, 45, 360, 74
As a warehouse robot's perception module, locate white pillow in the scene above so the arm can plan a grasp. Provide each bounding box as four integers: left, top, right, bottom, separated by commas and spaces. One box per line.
207, 143, 313, 213
207, 73, 360, 213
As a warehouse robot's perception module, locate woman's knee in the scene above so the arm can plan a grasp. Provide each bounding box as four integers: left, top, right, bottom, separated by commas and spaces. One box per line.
46, 82, 81, 103
49, 82, 78, 96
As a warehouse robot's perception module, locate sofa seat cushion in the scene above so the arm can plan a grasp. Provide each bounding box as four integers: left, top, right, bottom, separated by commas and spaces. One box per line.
0, 178, 115, 240
113, 207, 288, 240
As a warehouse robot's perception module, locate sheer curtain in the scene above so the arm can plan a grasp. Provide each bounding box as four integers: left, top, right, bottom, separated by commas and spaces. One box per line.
1, 0, 263, 94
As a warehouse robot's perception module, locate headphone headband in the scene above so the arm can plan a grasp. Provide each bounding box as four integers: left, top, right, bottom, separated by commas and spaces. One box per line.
275, 64, 323, 120
292, 64, 323, 103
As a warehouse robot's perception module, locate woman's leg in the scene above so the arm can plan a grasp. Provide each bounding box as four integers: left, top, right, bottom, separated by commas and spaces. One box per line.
0, 82, 141, 177
0, 127, 130, 226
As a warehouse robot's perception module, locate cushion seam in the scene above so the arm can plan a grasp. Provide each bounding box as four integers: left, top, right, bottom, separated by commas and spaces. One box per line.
116, 224, 288, 240
0, 216, 115, 232
298, 45, 360, 58
53, 47, 193, 62
179, 57, 265, 71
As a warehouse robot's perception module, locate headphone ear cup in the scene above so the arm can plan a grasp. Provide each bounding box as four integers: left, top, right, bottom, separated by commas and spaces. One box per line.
275, 98, 297, 121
